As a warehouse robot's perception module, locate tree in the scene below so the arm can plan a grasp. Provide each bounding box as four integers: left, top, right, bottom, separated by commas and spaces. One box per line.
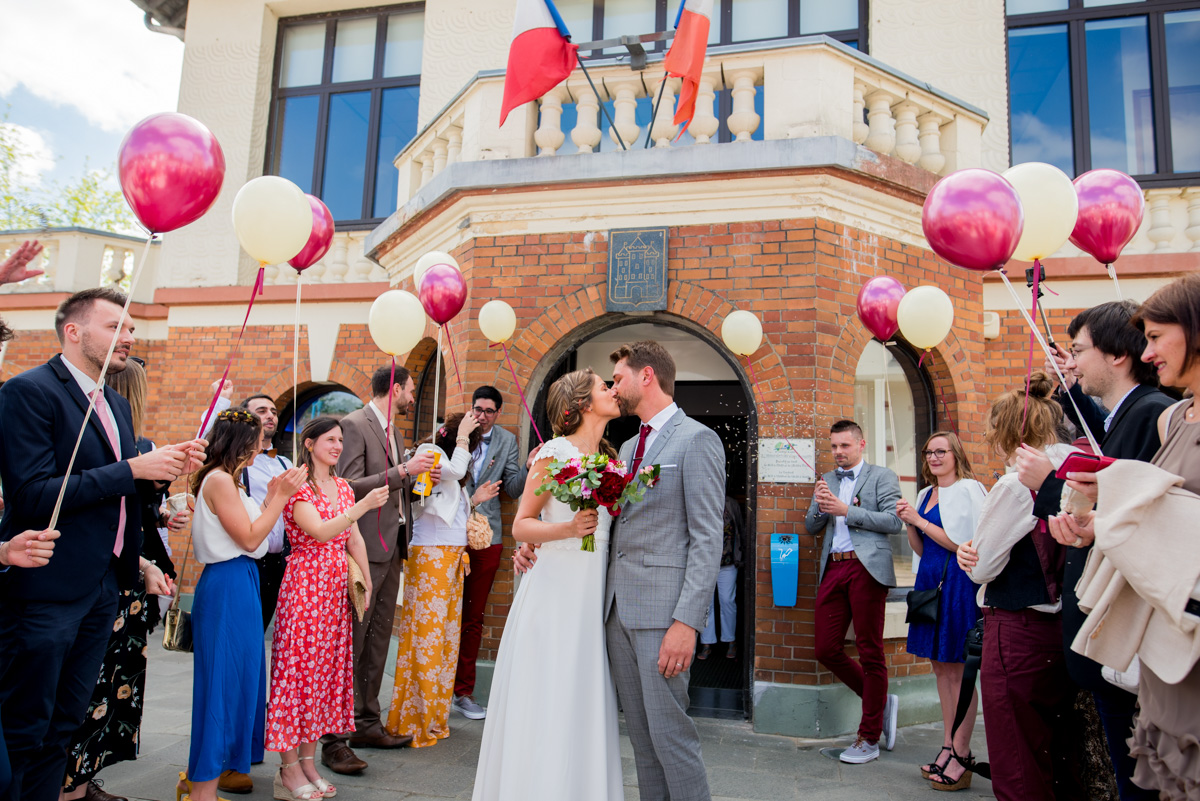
0, 119, 140, 236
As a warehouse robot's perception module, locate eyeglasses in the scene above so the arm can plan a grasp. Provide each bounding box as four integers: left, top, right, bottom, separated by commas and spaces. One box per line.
472, 406, 498, 416
1068, 344, 1092, 358
922, 449, 950, 460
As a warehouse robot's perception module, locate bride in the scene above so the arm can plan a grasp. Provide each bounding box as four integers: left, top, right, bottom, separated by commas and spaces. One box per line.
471, 368, 624, 801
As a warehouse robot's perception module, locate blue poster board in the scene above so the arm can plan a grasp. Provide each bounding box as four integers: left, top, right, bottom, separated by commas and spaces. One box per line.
770, 532, 800, 607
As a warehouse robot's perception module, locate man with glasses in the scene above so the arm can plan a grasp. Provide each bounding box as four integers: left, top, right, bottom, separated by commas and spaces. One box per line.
453, 386, 539, 720
1015, 300, 1171, 801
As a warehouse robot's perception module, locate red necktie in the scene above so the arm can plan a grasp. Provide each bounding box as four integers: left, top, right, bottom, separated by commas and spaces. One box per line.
91, 390, 126, 558
629, 424, 652, 475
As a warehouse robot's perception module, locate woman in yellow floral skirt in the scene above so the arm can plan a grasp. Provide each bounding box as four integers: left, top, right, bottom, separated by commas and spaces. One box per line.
386, 412, 494, 747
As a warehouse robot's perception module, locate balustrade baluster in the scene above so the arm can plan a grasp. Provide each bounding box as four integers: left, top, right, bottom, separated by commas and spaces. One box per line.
571, 85, 602, 153
727, 71, 760, 142
893, 102, 920, 164
534, 86, 567, 156
917, 113, 946, 174
864, 91, 896, 155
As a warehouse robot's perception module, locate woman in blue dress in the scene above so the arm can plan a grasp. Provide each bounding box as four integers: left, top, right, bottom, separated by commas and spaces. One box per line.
897, 431, 986, 789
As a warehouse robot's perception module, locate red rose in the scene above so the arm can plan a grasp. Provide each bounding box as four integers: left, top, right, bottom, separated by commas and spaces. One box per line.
555, 464, 580, 484
593, 471, 628, 508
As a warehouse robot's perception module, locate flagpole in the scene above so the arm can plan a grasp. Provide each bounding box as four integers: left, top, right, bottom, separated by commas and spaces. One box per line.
575, 54, 627, 151
644, 72, 669, 149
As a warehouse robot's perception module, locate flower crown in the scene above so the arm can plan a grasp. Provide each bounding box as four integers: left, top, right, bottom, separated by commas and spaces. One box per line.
217, 409, 257, 425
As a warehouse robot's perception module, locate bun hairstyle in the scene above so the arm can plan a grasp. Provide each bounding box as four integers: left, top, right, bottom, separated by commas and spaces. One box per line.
546, 368, 617, 459
984, 372, 1064, 459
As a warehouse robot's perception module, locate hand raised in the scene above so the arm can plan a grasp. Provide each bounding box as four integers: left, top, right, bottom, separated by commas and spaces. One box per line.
129, 448, 187, 481
0, 240, 44, 285
278, 466, 308, 497
1065, 471, 1100, 505
211, 379, 233, 400
167, 509, 192, 531
361, 485, 391, 511
458, 411, 481, 436
407, 450, 436, 477
471, 479, 501, 506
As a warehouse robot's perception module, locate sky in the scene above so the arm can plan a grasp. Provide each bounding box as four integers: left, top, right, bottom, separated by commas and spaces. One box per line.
0, 0, 184, 190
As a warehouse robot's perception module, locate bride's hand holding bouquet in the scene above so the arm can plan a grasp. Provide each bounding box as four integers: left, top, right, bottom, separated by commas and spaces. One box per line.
534, 453, 661, 551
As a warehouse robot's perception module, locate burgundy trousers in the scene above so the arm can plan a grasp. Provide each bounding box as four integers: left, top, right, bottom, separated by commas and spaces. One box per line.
815, 557, 889, 742
454, 542, 504, 698
981, 607, 1079, 801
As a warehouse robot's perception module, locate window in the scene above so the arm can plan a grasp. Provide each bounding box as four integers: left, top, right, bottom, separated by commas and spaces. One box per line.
564, 0, 865, 56
268, 6, 423, 227
1007, 0, 1200, 184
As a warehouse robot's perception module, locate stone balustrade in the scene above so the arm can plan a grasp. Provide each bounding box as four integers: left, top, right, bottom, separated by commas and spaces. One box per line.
261, 231, 386, 286
391, 37, 990, 208
0, 228, 160, 303
1042, 187, 1200, 261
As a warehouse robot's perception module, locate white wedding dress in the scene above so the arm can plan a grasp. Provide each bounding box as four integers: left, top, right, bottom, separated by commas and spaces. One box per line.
471, 438, 624, 801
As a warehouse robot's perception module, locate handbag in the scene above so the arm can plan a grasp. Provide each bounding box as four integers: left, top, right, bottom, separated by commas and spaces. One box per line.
162, 506, 195, 653
905, 551, 950, 625
347, 557, 367, 623
466, 507, 492, 551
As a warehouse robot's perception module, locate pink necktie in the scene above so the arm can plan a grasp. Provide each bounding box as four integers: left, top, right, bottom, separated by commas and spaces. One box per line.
91, 390, 126, 558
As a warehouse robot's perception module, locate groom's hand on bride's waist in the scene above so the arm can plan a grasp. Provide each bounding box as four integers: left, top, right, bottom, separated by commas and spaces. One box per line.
512, 541, 539, 573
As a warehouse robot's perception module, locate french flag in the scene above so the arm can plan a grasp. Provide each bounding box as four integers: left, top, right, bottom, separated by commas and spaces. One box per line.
499, 0, 579, 127
662, 0, 713, 134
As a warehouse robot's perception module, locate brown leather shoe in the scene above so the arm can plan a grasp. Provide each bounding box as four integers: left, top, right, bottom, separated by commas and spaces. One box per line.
321, 742, 368, 775
83, 780, 128, 801
216, 770, 253, 794
348, 731, 413, 749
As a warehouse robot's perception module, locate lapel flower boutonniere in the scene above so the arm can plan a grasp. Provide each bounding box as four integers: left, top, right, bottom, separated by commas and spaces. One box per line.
852, 496, 862, 507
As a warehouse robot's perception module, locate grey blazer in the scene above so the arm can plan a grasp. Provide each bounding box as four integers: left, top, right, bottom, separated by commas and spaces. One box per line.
605, 409, 726, 631
463, 424, 527, 546
804, 462, 903, 587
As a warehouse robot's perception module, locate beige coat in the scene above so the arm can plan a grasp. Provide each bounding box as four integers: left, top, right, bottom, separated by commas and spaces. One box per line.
1073, 459, 1200, 684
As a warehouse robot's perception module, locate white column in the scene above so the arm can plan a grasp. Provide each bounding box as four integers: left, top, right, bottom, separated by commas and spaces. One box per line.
1184, 188, 1200, 253
419, 153, 434, 186
608, 80, 641, 150
690, 75, 720, 145
893, 101, 921, 164
325, 236, 350, 283
534, 85, 568, 156
1146, 190, 1178, 252
726, 70, 760, 142
649, 76, 679, 147
852, 83, 869, 145
864, 90, 896, 156
917, 112, 946, 174
445, 127, 462, 165
570, 84, 602, 153
431, 139, 448, 174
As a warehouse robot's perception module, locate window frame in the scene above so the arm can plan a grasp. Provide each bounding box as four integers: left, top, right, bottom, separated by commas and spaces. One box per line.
1007, 0, 1200, 186
265, 3, 424, 229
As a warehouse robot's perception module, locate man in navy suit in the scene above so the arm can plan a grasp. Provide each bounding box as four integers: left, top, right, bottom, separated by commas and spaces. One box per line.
0, 287, 204, 801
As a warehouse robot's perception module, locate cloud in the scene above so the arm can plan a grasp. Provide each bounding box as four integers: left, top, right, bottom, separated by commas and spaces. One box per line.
1, 123, 55, 187
0, 0, 183, 134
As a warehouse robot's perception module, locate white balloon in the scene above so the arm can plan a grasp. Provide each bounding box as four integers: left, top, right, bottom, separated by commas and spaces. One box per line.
1002, 162, 1079, 262
897, 286, 954, 350
478, 299, 516, 344
231, 176, 313, 265
369, 290, 427, 356
721, 310, 763, 356
414, 250, 460, 289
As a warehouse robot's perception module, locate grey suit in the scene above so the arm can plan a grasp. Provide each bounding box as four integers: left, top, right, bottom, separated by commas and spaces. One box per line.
606, 409, 725, 801
804, 462, 902, 588
463, 424, 527, 545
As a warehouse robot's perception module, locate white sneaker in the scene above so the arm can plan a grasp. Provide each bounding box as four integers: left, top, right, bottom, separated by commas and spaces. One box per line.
882, 694, 898, 751
839, 737, 880, 764
452, 695, 487, 720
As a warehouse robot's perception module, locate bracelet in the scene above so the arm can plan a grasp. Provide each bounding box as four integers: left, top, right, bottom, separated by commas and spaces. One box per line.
401, 462, 410, 477
456, 437, 470, 448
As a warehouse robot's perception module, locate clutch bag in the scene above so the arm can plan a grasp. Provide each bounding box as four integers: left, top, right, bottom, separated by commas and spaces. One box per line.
466, 509, 493, 550
348, 558, 367, 623
162, 603, 193, 652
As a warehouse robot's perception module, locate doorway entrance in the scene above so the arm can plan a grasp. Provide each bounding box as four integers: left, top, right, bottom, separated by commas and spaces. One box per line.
529, 318, 756, 719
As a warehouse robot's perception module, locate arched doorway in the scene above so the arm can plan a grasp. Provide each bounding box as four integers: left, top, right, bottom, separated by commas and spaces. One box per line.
279, 384, 365, 462
529, 316, 757, 720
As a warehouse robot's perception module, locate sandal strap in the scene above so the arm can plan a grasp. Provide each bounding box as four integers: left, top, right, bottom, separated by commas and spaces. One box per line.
929, 752, 974, 784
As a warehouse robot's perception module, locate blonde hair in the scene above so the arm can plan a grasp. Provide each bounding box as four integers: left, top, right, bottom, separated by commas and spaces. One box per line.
984, 372, 1063, 459
918, 430, 977, 486
105, 359, 147, 439
546, 368, 617, 458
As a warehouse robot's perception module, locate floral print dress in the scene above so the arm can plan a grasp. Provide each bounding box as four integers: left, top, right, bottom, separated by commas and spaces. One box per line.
265, 479, 356, 752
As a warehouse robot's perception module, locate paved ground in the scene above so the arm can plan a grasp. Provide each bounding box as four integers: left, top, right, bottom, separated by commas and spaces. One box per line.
98, 638, 995, 801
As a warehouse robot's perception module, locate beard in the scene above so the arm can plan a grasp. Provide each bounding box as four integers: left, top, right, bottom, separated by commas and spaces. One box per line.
82, 331, 127, 375
616, 390, 638, 417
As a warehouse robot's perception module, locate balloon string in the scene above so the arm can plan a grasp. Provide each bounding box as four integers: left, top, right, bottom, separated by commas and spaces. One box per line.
49, 235, 157, 529
443, 324, 464, 396
920, 348, 960, 437
376, 355, 396, 553
1020, 260, 1042, 439
881, 343, 899, 470
918, 351, 926, 368
1107, 263, 1123, 299
744, 355, 815, 473
197, 266, 266, 440
432, 327, 443, 442
293, 271, 301, 460
998, 269, 1103, 455
491, 342, 544, 444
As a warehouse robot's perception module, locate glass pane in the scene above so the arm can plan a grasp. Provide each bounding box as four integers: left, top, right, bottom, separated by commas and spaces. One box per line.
321, 91, 371, 221
384, 12, 424, 77
1006, 0, 1068, 13
1086, 17, 1155, 174
332, 17, 377, 83
1166, 10, 1200, 173
603, 0, 656, 53
1084, 0, 1142, 6
280, 22, 325, 88
555, 0, 594, 42
800, 0, 856, 34
373, 86, 421, 218
731, 0, 788, 42
854, 341, 918, 587
1008, 25, 1074, 174
274, 95, 319, 192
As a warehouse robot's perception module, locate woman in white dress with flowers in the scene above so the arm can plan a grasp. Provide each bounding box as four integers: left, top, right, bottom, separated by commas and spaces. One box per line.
471, 368, 624, 801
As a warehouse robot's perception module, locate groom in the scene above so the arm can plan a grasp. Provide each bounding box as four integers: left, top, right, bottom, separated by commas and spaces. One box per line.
607, 341, 725, 801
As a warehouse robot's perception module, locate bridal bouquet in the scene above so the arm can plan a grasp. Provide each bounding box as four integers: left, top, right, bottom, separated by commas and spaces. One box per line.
535, 453, 661, 551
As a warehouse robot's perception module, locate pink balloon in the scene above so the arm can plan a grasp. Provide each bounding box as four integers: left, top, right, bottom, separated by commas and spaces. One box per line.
117, 112, 225, 234
288, 195, 335, 272
922, 169, 1024, 272
1069, 169, 1145, 265
419, 263, 467, 325
857, 277, 906, 341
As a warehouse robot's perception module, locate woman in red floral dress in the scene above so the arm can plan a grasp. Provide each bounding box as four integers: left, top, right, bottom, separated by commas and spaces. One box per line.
266, 416, 388, 801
